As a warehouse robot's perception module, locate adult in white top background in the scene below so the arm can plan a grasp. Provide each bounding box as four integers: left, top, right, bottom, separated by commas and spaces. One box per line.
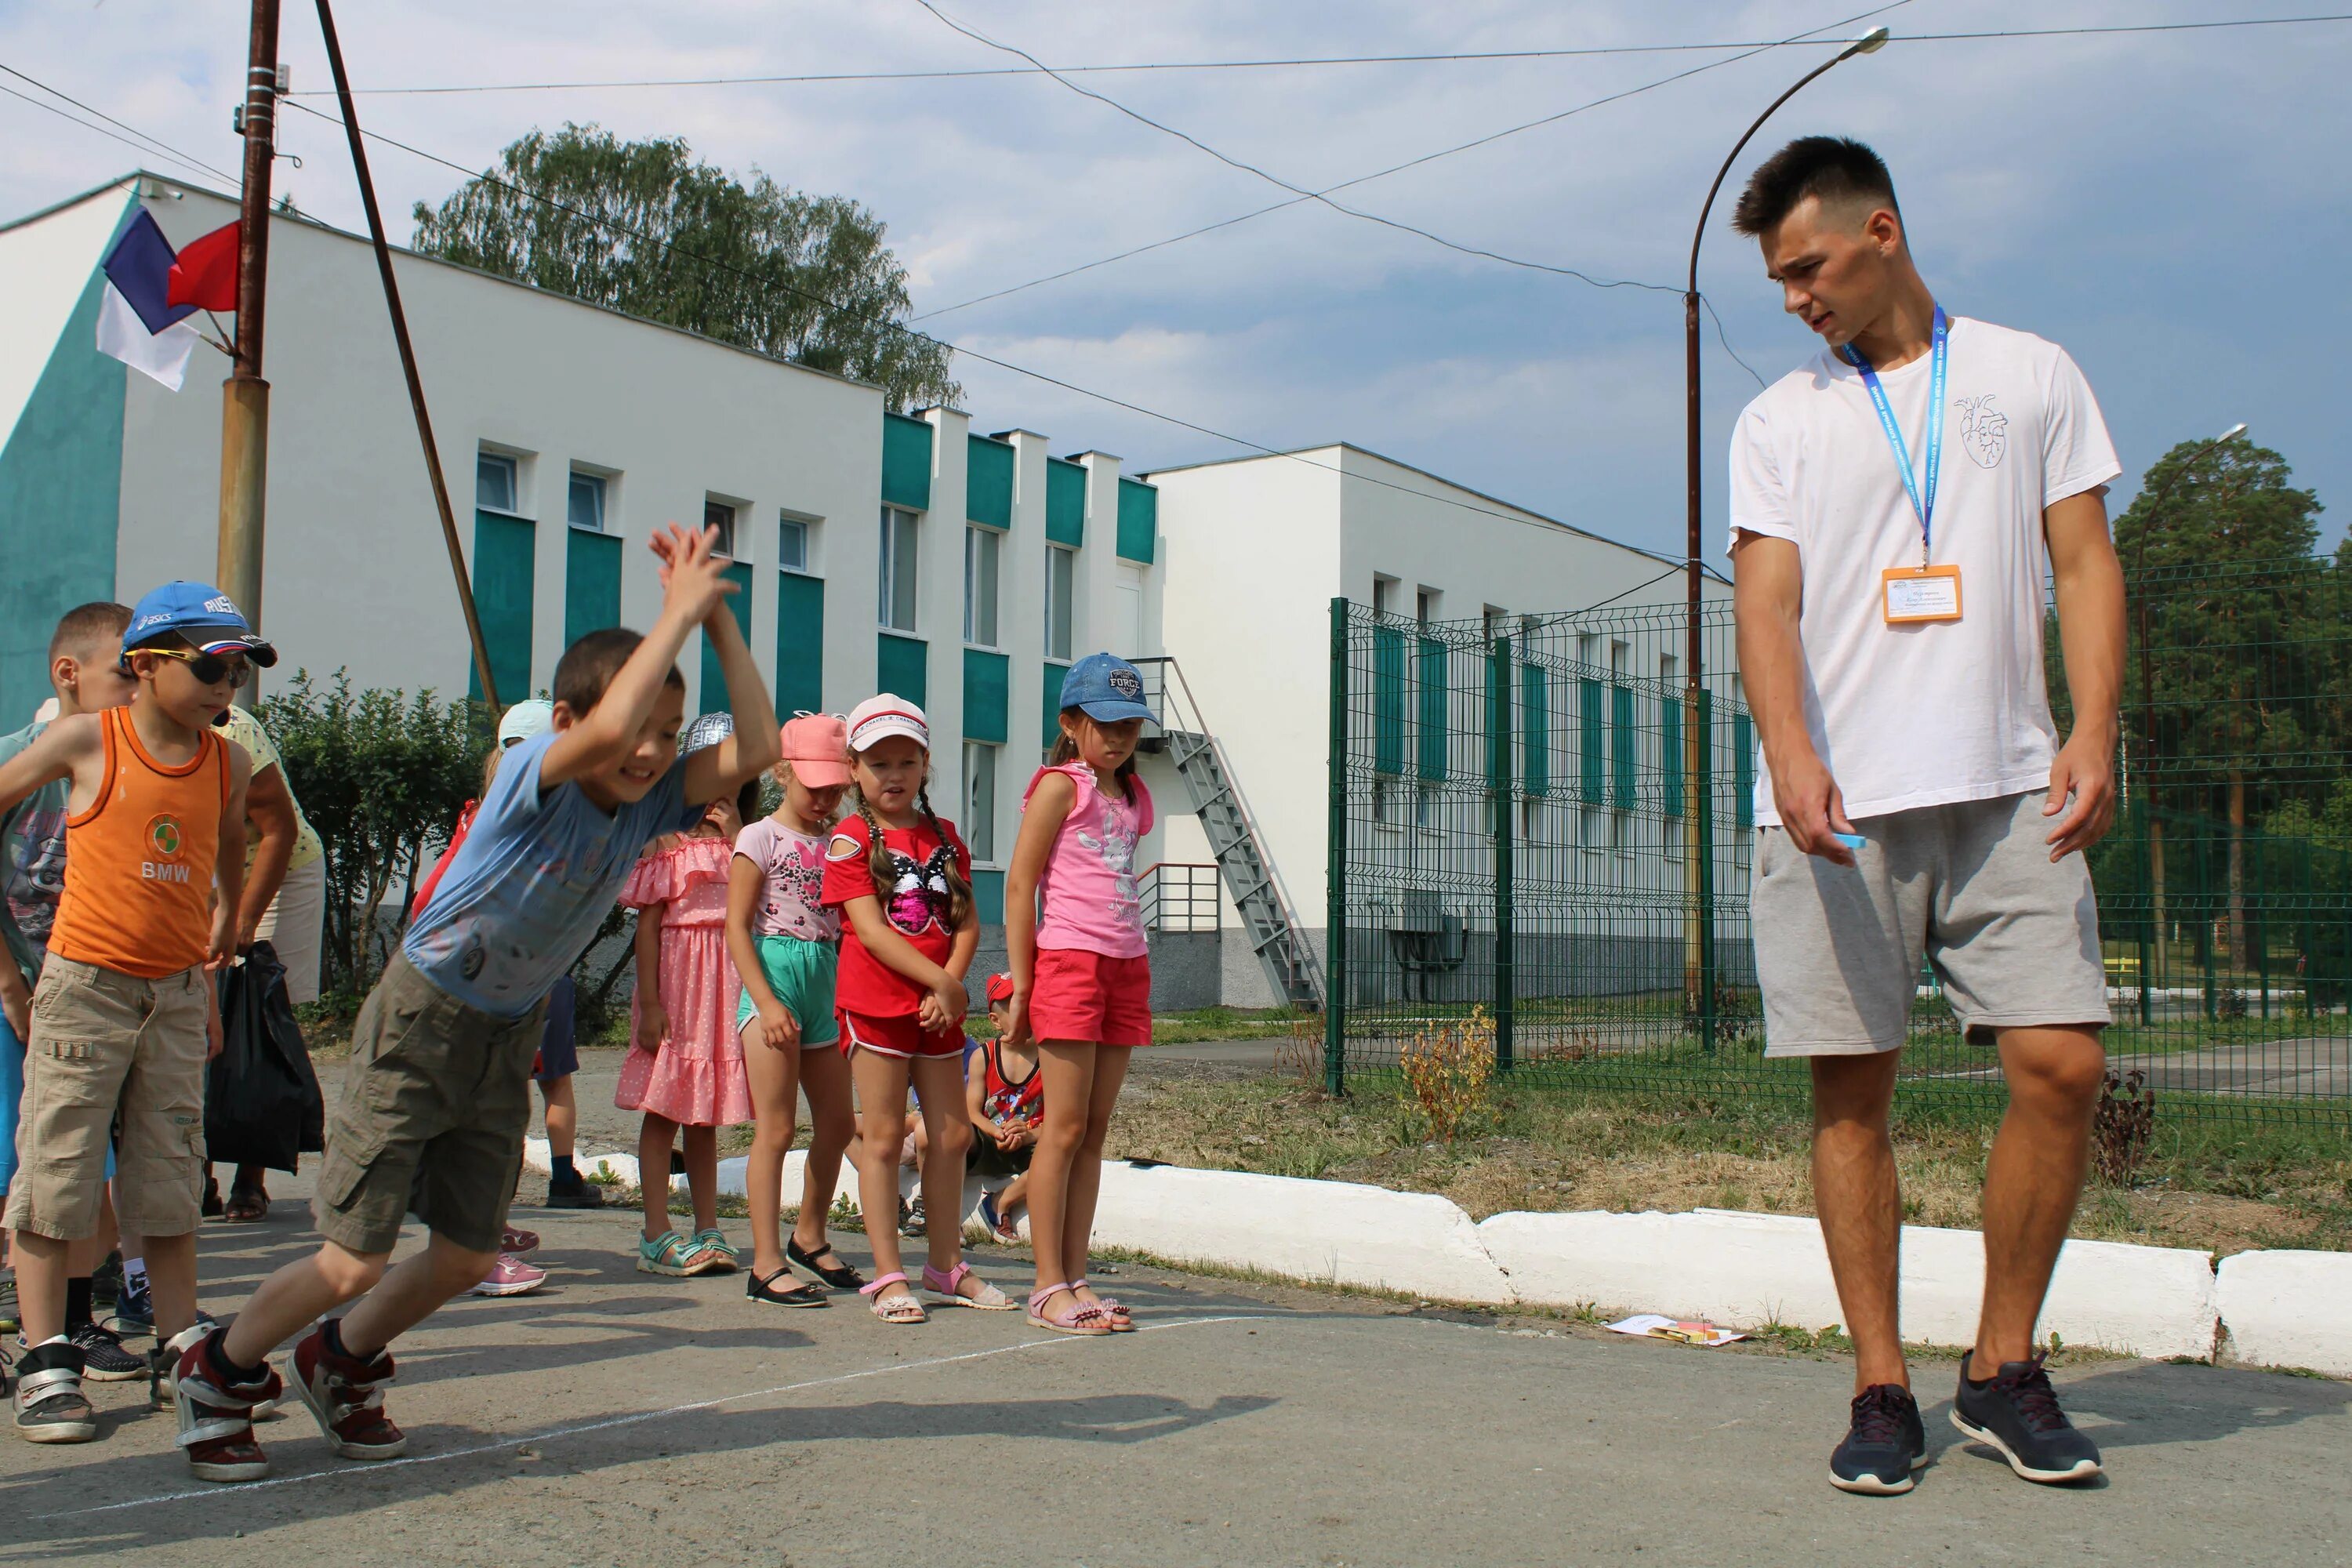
1728, 136, 2125, 1497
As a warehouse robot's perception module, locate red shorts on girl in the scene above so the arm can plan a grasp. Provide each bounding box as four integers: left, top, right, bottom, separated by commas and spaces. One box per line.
1029, 949, 1152, 1047
838, 1009, 965, 1061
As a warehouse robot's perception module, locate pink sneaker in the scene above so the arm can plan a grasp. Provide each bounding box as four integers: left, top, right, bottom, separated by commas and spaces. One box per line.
470, 1253, 547, 1297
500, 1225, 539, 1254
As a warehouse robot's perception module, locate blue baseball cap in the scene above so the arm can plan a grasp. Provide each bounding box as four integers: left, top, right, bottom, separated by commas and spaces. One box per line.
1058, 652, 1156, 726
122, 581, 277, 667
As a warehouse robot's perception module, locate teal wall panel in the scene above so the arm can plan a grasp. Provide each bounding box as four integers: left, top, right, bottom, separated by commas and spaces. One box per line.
775, 571, 825, 717
469, 510, 535, 706
963, 648, 1009, 743
1045, 458, 1085, 547
1373, 626, 1405, 775
0, 267, 123, 725
699, 560, 753, 714
966, 435, 1013, 530
1734, 711, 1755, 829
563, 528, 622, 650
970, 868, 1006, 925
1610, 684, 1635, 810
1579, 677, 1603, 804
877, 632, 927, 706
1416, 637, 1446, 782
882, 412, 932, 512
1660, 689, 1684, 818
1521, 661, 1549, 797
1116, 477, 1156, 563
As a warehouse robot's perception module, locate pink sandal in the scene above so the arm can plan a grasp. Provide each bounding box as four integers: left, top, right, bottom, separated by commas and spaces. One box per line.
1026, 1283, 1111, 1337
859, 1272, 927, 1324
924, 1261, 1014, 1311
1073, 1277, 1134, 1331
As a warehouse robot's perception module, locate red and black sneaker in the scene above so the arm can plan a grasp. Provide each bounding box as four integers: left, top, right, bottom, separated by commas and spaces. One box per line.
291, 1323, 407, 1461
170, 1325, 281, 1481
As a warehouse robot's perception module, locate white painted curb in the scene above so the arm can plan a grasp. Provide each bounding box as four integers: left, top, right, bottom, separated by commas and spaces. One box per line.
1478, 1207, 2217, 1360
1088, 1162, 1512, 1305
2217, 1250, 2352, 1376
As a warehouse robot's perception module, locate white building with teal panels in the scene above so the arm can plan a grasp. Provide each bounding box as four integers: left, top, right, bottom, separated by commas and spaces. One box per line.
0, 173, 1171, 927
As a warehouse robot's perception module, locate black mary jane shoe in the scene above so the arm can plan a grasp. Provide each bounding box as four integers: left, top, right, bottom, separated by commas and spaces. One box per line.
746, 1266, 831, 1308
784, 1236, 867, 1291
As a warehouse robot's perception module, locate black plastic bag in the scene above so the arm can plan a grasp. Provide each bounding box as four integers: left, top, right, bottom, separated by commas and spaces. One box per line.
205, 940, 326, 1174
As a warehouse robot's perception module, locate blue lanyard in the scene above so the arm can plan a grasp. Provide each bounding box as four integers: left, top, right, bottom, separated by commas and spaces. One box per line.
1838, 306, 1947, 565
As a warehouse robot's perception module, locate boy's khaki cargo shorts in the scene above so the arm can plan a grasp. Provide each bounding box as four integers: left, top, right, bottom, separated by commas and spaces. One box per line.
312, 953, 546, 1257
3, 956, 209, 1240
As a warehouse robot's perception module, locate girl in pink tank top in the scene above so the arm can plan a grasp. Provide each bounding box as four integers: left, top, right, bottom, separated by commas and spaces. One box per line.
1004, 652, 1160, 1337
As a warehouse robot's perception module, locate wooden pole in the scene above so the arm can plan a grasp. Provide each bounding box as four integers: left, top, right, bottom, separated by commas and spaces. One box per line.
216, 0, 280, 703
313, 0, 503, 713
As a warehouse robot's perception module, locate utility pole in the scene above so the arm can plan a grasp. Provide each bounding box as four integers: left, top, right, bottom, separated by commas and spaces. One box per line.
218, 0, 282, 677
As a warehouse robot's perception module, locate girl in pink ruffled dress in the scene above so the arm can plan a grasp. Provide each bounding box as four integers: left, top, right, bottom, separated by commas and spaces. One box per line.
617, 778, 759, 1277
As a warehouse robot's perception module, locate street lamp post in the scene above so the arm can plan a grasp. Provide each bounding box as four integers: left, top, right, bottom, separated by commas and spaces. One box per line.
1679, 26, 1889, 1047
2128, 422, 2249, 1020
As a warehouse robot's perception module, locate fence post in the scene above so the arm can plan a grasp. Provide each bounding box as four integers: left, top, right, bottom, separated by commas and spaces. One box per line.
1325, 596, 1349, 1098
2135, 801, 2153, 1026
1697, 684, 1717, 1053
1491, 633, 1515, 1073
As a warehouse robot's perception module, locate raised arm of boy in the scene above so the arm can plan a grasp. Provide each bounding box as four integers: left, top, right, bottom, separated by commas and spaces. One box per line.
638, 524, 781, 807
541, 523, 741, 793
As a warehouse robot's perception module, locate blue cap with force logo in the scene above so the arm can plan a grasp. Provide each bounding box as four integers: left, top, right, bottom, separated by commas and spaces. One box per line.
122, 580, 278, 667
1057, 652, 1157, 726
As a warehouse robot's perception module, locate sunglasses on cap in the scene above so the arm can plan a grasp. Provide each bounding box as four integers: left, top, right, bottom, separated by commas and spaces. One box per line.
138, 647, 255, 688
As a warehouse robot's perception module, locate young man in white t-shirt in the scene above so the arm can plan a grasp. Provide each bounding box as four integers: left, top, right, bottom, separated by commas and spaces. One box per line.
1727, 137, 2126, 1497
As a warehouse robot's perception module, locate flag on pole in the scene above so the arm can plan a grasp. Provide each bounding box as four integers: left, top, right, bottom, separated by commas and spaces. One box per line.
95, 209, 202, 391
166, 220, 241, 312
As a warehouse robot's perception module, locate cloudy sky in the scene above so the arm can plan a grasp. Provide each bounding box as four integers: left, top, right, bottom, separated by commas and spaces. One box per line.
4, 0, 2345, 561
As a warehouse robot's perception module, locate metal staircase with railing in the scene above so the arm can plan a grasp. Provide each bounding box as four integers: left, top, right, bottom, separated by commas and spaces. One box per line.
1128, 657, 1324, 1011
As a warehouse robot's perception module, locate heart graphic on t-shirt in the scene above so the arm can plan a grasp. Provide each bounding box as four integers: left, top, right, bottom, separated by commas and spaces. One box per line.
1956, 394, 2008, 470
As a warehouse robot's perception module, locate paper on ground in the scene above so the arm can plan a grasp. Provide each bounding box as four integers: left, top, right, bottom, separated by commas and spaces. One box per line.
1604, 1312, 1748, 1348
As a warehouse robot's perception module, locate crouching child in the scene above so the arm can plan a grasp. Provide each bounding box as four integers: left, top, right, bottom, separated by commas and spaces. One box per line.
171, 524, 778, 1481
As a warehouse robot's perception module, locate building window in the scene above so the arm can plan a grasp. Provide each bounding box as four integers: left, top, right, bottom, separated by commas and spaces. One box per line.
704, 498, 738, 558
1045, 544, 1076, 661
568, 470, 606, 532
878, 505, 919, 632
778, 514, 812, 574
964, 525, 1001, 648
1373, 575, 1398, 621
1416, 586, 1439, 625
963, 741, 998, 862
477, 451, 520, 514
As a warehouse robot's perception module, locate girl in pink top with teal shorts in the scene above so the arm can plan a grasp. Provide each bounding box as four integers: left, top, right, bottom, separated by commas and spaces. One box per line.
1004, 652, 1158, 1337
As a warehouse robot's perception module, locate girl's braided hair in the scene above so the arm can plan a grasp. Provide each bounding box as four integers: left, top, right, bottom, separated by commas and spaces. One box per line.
851, 757, 973, 930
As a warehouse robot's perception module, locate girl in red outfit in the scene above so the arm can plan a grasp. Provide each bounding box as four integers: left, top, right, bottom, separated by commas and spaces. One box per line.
821, 695, 1011, 1323
1004, 653, 1159, 1337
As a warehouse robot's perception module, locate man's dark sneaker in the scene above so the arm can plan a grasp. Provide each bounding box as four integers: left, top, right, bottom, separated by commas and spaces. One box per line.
12, 1340, 96, 1443
1830, 1383, 1928, 1495
171, 1325, 279, 1481
899, 1195, 927, 1239
107, 1272, 154, 1339
291, 1323, 407, 1461
1951, 1351, 2102, 1484
545, 1178, 607, 1210
91, 1250, 124, 1310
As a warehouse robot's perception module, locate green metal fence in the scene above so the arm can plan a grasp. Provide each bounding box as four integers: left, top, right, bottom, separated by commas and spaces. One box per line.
1323, 559, 2352, 1125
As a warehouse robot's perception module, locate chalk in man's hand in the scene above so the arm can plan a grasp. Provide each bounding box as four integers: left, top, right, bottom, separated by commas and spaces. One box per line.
1831, 832, 1865, 851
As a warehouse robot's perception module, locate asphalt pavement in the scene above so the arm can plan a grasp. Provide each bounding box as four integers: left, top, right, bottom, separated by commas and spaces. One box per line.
2, 1180, 2346, 1566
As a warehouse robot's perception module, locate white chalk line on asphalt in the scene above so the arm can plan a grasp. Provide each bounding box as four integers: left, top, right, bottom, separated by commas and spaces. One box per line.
45, 1312, 1279, 1521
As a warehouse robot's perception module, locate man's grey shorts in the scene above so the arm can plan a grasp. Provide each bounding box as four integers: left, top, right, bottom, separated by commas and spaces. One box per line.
1751, 789, 2111, 1058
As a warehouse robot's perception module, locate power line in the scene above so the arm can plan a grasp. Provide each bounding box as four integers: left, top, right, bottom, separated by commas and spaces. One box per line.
914, 0, 1680, 297
0, 64, 241, 186
913, 0, 1919, 321
274, 96, 1694, 557
278, 14, 2352, 96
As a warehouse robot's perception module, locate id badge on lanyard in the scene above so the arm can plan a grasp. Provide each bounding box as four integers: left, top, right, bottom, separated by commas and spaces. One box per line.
1842, 307, 1962, 624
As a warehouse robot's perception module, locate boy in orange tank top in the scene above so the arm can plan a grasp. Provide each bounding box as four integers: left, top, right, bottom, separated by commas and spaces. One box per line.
0, 583, 261, 1446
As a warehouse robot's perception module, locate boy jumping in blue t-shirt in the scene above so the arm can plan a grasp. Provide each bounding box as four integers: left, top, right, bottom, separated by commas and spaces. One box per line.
170, 524, 779, 1482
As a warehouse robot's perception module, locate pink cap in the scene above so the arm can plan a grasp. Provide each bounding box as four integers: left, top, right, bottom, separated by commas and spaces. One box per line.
779, 712, 851, 788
